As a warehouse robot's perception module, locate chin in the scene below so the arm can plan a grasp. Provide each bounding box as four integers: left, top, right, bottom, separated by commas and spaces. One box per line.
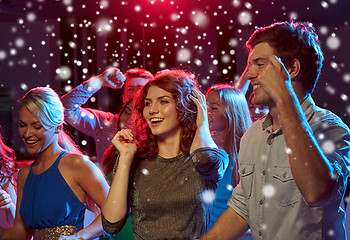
26, 148, 38, 155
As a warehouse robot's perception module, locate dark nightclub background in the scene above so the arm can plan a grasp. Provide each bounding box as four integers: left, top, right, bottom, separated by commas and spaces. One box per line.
0, 0, 349, 160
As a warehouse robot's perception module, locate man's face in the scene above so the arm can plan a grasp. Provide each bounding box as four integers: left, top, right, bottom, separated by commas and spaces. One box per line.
122, 77, 149, 103
245, 42, 276, 107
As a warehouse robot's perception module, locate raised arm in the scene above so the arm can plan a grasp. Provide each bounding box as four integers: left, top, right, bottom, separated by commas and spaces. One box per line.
102, 129, 137, 233
234, 66, 250, 96
189, 89, 217, 153
258, 56, 349, 206
61, 68, 125, 136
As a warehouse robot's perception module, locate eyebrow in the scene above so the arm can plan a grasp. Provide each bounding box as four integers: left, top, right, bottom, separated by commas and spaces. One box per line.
208, 102, 221, 106
19, 120, 41, 125
145, 95, 172, 101
249, 57, 269, 65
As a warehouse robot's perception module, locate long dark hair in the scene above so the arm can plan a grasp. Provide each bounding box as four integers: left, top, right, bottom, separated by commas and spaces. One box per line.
134, 69, 198, 159
100, 97, 135, 177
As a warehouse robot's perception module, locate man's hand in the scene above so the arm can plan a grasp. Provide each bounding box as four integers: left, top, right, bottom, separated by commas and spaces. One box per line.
257, 55, 293, 103
100, 68, 125, 89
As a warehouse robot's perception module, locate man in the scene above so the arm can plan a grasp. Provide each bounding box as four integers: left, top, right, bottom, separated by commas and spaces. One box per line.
61, 68, 153, 163
202, 21, 350, 239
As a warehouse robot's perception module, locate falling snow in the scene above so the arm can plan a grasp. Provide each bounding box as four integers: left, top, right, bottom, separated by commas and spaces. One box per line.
0, 2, 349, 206
200, 189, 216, 204
141, 168, 150, 176
262, 184, 276, 198
326, 35, 341, 50
321, 140, 336, 154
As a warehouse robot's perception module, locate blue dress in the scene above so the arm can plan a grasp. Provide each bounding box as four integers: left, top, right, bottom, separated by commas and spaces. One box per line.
208, 159, 234, 229
20, 151, 86, 231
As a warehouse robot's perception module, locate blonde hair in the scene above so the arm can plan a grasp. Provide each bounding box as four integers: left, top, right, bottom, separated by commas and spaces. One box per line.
206, 84, 252, 185
20, 87, 82, 154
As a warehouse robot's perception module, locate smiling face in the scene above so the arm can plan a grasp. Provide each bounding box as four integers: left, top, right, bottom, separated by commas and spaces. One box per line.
142, 85, 181, 141
18, 106, 57, 155
206, 90, 227, 134
245, 42, 276, 107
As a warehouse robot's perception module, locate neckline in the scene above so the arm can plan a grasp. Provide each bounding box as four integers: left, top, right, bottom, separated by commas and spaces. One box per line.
30, 150, 67, 176
156, 153, 186, 162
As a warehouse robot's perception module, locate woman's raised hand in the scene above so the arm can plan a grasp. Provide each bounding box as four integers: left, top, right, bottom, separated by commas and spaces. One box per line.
189, 88, 209, 128
112, 129, 137, 158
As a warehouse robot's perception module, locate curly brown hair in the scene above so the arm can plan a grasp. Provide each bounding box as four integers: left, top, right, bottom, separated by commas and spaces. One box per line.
134, 69, 199, 159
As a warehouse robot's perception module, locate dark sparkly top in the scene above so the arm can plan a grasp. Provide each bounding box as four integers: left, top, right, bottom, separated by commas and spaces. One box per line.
102, 147, 228, 240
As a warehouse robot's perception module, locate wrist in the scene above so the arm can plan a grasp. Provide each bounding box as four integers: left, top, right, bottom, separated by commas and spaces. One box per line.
73, 233, 84, 240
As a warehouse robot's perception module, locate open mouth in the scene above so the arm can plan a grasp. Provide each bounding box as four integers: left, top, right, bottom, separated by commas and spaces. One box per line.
150, 118, 164, 124
253, 84, 260, 89
25, 139, 39, 146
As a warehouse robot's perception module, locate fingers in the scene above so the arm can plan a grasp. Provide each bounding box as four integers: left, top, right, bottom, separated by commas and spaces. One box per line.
267, 55, 289, 74
0, 192, 12, 208
103, 68, 126, 89
112, 129, 134, 146
189, 88, 206, 108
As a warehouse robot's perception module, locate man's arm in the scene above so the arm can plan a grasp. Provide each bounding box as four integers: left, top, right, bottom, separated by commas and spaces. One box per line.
234, 66, 250, 96
259, 56, 346, 206
61, 68, 125, 137
201, 208, 248, 240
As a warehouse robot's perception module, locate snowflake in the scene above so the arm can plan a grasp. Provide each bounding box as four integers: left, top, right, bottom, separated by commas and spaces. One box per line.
56, 66, 72, 80
326, 35, 341, 50
238, 11, 252, 25
262, 184, 275, 199
141, 168, 150, 176
200, 189, 215, 203
190, 11, 210, 28
321, 140, 336, 154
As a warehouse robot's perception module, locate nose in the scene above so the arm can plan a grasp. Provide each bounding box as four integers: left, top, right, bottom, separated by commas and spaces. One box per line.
245, 67, 255, 80
149, 102, 159, 115
245, 62, 263, 82
21, 126, 33, 138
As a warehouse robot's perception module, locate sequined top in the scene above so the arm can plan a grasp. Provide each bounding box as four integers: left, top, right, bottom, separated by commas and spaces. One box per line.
20, 151, 86, 231
102, 147, 229, 240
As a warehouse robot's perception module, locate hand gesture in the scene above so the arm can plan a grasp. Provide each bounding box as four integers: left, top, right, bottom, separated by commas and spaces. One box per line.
111, 129, 137, 158
257, 55, 293, 102
100, 68, 125, 89
189, 88, 209, 128
0, 189, 14, 209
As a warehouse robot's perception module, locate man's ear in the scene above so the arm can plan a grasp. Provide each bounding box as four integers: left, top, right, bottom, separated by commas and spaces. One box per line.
288, 58, 301, 80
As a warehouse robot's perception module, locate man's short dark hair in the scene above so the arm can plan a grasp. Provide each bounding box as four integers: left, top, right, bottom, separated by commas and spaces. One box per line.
124, 68, 154, 80
247, 21, 324, 94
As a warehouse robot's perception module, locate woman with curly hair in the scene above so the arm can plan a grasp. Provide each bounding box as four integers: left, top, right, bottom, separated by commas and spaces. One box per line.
0, 127, 17, 228
102, 69, 229, 239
